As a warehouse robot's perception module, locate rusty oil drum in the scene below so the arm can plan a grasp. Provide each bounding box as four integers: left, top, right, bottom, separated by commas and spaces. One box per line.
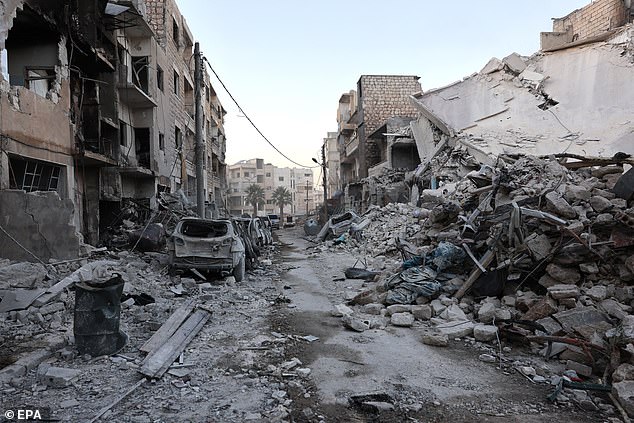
73, 274, 127, 356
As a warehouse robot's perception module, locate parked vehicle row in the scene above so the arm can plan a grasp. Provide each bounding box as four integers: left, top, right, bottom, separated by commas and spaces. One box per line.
167, 215, 275, 282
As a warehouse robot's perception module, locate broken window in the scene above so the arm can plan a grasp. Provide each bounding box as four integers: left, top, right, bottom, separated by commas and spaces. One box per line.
25, 66, 55, 97
131, 56, 149, 94
172, 17, 180, 47
5, 6, 59, 97
173, 70, 179, 95
8, 156, 62, 193
175, 126, 182, 148
119, 121, 127, 146
157, 65, 164, 92
159, 133, 165, 151
134, 128, 151, 169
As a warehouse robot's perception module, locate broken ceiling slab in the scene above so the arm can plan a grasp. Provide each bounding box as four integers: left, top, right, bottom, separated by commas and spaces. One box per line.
410, 26, 634, 160
503, 53, 527, 74
0, 289, 46, 313
519, 69, 546, 84
480, 57, 504, 74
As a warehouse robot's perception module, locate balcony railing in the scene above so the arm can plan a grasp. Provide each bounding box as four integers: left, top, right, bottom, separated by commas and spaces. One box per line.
345, 136, 359, 156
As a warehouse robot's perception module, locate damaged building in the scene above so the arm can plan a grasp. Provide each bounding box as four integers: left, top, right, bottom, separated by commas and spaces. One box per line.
0, 0, 228, 261
335, 75, 421, 210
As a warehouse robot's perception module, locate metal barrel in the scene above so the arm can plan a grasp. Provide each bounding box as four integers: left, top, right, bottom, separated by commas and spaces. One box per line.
73, 274, 127, 356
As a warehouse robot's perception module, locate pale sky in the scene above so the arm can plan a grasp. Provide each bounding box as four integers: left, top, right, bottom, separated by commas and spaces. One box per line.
178, 1, 589, 170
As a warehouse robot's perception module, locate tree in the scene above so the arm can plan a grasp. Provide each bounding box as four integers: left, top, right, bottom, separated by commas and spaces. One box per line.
272, 186, 292, 222
245, 184, 265, 216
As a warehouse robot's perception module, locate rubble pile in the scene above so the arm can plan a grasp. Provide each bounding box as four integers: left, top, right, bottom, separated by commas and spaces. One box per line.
319, 151, 634, 415
0, 241, 301, 421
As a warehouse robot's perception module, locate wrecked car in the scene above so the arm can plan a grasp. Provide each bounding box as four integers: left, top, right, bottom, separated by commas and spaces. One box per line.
168, 218, 246, 281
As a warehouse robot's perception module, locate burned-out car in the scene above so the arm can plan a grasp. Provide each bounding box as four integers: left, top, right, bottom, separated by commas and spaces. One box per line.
168, 218, 245, 281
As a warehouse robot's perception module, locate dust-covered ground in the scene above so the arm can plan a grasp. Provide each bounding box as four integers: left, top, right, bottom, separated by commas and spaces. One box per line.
0, 227, 617, 422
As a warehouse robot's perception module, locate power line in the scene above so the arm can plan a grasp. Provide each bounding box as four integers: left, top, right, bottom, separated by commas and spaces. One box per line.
202, 57, 319, 169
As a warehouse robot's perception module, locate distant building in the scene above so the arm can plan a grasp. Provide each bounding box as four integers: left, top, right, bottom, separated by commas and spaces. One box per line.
324, 131, 340, 196
334, 75, 421, 210
227, 159, 317, 217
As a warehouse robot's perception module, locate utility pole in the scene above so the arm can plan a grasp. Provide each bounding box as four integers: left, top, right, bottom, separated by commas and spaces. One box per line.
305, 180, 309, 216
194, 42, 205, 218
321, 142, 328, 219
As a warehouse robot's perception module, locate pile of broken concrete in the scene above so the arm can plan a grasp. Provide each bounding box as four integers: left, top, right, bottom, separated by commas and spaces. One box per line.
323, 151, 634, 416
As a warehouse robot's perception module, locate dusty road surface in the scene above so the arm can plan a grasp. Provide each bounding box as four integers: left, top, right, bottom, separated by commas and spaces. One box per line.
0, 228, 615, 423
272, 229, 605, 423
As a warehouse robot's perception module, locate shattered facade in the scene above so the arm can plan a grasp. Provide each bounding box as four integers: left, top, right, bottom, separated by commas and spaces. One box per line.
0, 0, 228, 259
337, 76, 421, 186
542, 0, 632, 50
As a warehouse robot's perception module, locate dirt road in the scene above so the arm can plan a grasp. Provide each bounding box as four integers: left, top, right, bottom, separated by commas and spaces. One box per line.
273, 229, 604, 422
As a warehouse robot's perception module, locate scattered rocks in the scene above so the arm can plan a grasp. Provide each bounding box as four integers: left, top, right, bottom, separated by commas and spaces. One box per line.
422, 332, 449, 347
390, 312, 415, 327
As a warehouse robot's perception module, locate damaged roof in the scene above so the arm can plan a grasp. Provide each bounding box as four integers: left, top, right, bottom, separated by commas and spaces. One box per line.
410, 25, 634, 159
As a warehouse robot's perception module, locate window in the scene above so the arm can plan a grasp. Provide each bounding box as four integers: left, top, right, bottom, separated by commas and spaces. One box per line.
279, 176, 284, 181
119, 121, 127, 146
131, 56, 149, 94
244, 172, 250, 177
175, 126, 182, 148
265, 172, 271, 177
257, 175, 264, 183
157, 65, 164, 92
173, 70, 179, 95
159, 133, 165, 151
9, 156, 62, 193
305, 173, 311, 177
236, 172, 240, 177
172, 17, 180, 46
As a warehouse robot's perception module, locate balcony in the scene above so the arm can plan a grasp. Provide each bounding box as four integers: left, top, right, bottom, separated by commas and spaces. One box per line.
117, 63, 158, 108
345, 136, 359, 157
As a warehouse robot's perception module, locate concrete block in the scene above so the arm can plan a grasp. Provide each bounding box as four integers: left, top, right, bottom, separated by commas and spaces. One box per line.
422, 333, 448, 347
502, 52, 527, 73
435, 320, 475, 338
0, 364, 26, 384
386, 304, 412, 316
548, 284, 581, 300
546, 263, 581, 284
566, 360, 592, 377
522, 297, 558, 321
36, 365, 81, 388
473, 325, 498, 342
589, 195, 613, 213
341, 314, 369, 332
411, 305, 432, 321
390, 312, 414, 327
612, 381, 634, 417
439, 304, 467, 322
362, 303, 384, 315
14, 349, 53, 371
545, 191, 576, 219
38, 302, 65, 315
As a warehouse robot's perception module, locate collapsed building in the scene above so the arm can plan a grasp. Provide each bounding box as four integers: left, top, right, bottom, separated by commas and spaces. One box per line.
0, 0, 228, 261
316, 0, 634, 417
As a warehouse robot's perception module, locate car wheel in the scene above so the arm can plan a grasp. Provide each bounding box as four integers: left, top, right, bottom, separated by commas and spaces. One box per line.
233, 255, 245, 282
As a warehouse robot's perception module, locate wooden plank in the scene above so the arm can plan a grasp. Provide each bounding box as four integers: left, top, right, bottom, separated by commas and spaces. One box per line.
140, 299, 195, 353
139, 309, 210, 379
454, 248, 497, 299
88, 378, 146, 423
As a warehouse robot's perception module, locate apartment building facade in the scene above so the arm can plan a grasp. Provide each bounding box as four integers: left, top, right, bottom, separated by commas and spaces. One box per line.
227, 158, 317, 217
0, 0, 227, 249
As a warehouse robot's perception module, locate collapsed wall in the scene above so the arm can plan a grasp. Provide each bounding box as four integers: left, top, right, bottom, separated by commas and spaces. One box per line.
0, 190, 79, 262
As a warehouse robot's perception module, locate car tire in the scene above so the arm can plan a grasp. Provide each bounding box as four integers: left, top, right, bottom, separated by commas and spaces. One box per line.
233, 255, 245, 282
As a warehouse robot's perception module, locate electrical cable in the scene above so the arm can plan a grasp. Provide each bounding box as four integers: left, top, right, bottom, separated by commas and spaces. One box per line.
202, 57, 319, 170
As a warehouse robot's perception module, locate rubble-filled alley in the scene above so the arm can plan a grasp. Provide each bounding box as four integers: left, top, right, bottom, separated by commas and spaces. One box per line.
3, 0, 634, 422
